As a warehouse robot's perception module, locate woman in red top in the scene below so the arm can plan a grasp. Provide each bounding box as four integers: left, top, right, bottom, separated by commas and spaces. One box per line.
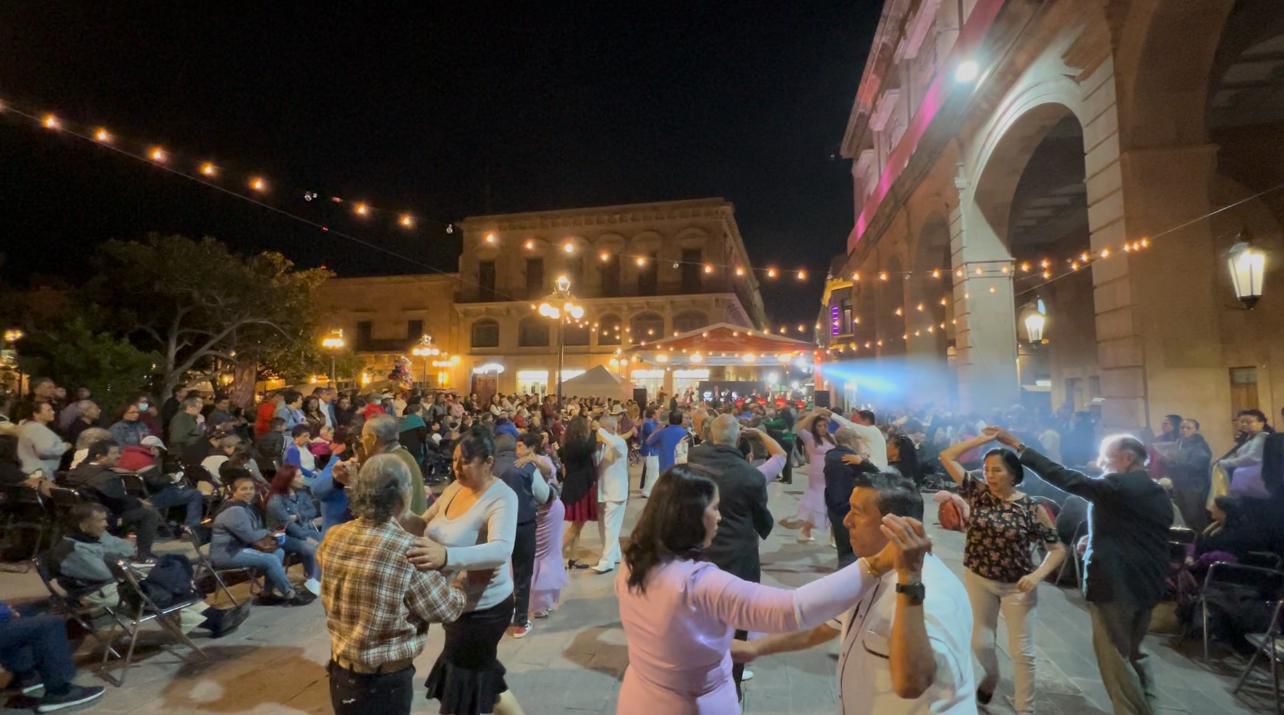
255, 393, 283, 438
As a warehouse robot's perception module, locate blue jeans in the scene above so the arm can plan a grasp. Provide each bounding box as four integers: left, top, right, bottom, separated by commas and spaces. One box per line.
0, 614, 76, 693
149, 486, 205, 526
217, 548, 292, 596
283, 536, 320, 580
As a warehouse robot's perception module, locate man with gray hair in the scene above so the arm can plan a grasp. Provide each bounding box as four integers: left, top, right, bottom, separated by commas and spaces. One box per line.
591, 414, 629, 574
361, 414, 427, 514
687, 413, 775, 699
317, 454, 471, 715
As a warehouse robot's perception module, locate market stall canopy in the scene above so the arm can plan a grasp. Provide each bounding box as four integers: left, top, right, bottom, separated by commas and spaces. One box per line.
560, 365, 630, 400
628, 322, 815, 368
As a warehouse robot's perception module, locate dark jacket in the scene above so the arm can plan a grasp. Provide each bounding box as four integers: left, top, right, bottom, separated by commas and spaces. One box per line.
210, 500, 270, 563
559, 435, 597, 506
688, 443, 773, 582
1168, 435, 1212, 489
823, 446, 880, 516
1020, 447, 1172, 608
493, 435, 536, 524
64, 463, 144, 515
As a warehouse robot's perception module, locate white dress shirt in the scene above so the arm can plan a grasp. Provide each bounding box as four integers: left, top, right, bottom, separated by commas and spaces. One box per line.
595, 428, 630, 503
832, 554, 975, 714
831, 415, 889, 469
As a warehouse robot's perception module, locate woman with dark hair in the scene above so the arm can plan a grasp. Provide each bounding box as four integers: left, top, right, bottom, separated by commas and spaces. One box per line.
559, 416, 598, 567
303, 395, 326, 436
1154, 414, 1182, 443
265, 463, 324, 595
615, 464, 926, 715
1218, 409, 1272, 498
781, 409, 837, 542
887, 433, 921, 487
406, 427, 523, 715
940, 430, 1065, 713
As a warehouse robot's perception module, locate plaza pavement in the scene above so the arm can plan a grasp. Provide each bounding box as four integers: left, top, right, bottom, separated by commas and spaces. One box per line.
0, 463, 1273, 714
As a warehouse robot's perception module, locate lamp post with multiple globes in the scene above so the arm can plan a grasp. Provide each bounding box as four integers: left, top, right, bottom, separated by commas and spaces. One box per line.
411, 334, 441, 387
321, 329, 345, 385
538, 275, 584, 403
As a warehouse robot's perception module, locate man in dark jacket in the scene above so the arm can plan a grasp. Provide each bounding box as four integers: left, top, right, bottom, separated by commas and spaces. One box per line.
687, 414, 773, 699
993, 428, 1170, 715
822, 426, 879, 569
62, 440, 162, 563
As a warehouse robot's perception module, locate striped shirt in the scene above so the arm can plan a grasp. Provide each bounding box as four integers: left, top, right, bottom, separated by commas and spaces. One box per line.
317, 517, 466, 668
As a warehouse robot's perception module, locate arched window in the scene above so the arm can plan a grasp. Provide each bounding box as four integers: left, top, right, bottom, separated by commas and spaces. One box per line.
598, 314, 622, 346
631, 311, 665, 341
564, 323, 590, 346
673, 310, 707, 334
518, 316, 550, 347
470, 319, 500, 348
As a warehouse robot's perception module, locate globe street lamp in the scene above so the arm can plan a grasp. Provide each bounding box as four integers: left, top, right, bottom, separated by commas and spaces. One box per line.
1228, 237, 1266, 310
538, 275, 584, 402
321, 329, 345, 385
411, 334, 441, 386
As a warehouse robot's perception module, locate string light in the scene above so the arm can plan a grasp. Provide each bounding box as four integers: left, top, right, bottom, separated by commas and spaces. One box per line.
734, 265, 745, 277
485, 233, 497, 245
766, 267, 778, 279
399, 214, 416, 229
852, 272, 861, 281
635, 256, 647, 267
353, 202, 370, 217
562, 242, 575, 254
249, 176, 268, 193
796, 269, 808, 281
148, 146, 167, 163
93, 127, 112, 143
198, 162, 218, 177
41, 113, 60, 130
704, 263, 714, 274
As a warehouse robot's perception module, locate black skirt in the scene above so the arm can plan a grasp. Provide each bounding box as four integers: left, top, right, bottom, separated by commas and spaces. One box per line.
424, 594, 513, 715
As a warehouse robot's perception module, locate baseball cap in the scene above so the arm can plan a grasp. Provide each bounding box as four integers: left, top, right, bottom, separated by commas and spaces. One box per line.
140, 435, 167, 450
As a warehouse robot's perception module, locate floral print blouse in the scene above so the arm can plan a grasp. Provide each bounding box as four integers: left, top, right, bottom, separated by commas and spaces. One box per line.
960, 472, 1058, 583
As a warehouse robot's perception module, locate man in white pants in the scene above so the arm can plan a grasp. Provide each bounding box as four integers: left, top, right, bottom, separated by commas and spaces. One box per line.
593, 416, 630, 574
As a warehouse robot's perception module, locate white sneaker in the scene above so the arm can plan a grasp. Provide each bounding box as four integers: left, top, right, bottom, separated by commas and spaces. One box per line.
304, 578, 322, 596
592, 563, 615, 574
741, 669, 754, 681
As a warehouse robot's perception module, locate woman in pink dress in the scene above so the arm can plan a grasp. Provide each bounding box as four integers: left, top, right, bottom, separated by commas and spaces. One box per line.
521, 430, 566, 618
782, 409, 835, 542
615, 464, 926, 715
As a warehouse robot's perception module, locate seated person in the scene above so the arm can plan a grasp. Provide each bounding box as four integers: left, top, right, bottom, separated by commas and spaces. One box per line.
115, 434, 166, 472
0, 603, 105, 712
309, 425, 335, 466
0, 434, 53, 497
283, 425, 316, 477
265, 465, 323, 596
67, 427, 111, 470
209, 475, 316, 606
191, 430, 240, 483
224, 443, 268, 485
46, 504, 236, 637
254, 418, 287, 471
61, 440, 162, 563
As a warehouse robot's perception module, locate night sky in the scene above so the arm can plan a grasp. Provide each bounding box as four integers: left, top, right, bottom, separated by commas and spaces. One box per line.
0, 2, 879, 325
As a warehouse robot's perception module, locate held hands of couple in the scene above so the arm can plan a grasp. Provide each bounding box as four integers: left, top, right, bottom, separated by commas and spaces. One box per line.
868, 515, 932, 578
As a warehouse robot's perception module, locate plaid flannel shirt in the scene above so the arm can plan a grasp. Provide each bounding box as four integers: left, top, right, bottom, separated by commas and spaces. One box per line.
317, 517, 466, 667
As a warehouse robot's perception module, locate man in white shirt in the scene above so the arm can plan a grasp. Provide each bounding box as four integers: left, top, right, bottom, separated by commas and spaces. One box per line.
734, 470, 975, 714
592, 415, 629, 574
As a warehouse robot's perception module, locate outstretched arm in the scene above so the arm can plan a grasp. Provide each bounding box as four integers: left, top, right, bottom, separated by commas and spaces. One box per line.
938, 432, 995, 486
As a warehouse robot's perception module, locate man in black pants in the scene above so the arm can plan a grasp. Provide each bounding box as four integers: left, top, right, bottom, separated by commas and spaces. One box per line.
0, 604, 105, 712
62, 439, 162, 563
498, 432, 551, 638
823, 426, 878, 569
688, 414, 774, 701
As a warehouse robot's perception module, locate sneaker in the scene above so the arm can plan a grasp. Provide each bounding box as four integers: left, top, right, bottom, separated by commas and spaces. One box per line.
36, 684, 105, 712
286, 590, 317, 606
532, 609, 551, 619
591, 563, 615, 574
130, 555, 157, 567
741, 669, 754, 682
304, 577, 322, 596
511, 622, 533, 639
5, 672, 43, 696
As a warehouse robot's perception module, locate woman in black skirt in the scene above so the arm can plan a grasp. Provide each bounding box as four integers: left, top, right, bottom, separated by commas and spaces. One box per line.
408, 427, 525, 715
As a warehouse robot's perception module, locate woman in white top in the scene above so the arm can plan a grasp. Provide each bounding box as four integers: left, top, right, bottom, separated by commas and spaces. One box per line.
408, 427, 523, 715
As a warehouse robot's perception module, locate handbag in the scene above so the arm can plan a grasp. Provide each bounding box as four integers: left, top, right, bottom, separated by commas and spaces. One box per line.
250, 534, 281, 552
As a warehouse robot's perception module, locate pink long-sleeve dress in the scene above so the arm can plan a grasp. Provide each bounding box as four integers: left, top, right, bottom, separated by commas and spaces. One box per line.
614, 557, 876, 714
796, 428, 833, 529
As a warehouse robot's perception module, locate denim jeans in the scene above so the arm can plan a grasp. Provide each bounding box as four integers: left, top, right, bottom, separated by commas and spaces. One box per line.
328, 661, 414, 715
283, 536, 320, 580
0, 614, 76, 694
149, 485, 205, 526
217, 548, 292, 596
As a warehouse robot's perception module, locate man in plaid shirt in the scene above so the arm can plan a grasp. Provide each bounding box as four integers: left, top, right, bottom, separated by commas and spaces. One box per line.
318, 454, 472, 715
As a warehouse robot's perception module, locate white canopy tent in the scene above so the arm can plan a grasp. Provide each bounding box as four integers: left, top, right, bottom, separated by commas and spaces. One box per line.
559, 365, 630, 400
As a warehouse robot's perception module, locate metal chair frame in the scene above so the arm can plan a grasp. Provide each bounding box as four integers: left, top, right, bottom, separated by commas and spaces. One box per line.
1201, 561, 1284, 663
0, 485, 56, 571
187, 527, 258, 607
1234, 597, 1284, 714
97, 559, 207, 686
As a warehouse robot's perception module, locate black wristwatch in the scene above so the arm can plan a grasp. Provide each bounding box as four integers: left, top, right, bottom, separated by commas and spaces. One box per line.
895, 581, 926, 605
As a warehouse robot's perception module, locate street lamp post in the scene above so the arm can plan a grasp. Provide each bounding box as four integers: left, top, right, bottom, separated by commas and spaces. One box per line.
321, 329, 345, 385
1228, 236, 1266, 310
411, 334, 441, 387
538, 275, 584, 403
3, 328, 25, 395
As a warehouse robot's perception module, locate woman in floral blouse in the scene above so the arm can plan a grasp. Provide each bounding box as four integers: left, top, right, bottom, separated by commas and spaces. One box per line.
941, 428, 1065, 714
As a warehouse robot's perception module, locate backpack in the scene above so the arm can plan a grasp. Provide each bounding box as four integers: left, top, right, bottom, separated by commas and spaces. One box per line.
122, 554, 197, 610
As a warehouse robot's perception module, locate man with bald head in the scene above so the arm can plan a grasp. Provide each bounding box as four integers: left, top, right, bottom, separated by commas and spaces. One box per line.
687, 413, 775, 699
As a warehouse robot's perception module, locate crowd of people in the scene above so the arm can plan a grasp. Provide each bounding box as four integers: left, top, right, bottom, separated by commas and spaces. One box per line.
1, 374, 1282, 714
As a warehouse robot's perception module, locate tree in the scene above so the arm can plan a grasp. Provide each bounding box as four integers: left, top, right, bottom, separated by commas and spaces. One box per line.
88, 234, 333, 398
16, 315, 158, 414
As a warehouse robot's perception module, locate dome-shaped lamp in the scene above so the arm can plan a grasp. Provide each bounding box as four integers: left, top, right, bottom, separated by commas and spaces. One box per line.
1228, 238, 1266, 310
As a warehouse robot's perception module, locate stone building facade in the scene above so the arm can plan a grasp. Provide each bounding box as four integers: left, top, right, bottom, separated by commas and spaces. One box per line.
319, 198, 768, 400
817, 0, 1284, 451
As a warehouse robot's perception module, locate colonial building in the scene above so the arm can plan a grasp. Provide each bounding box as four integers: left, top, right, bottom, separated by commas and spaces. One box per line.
319, 198, 769, 402
817, 0, 1284, 451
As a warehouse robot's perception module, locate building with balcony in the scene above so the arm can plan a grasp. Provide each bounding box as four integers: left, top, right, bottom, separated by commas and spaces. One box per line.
816, 0, 1284, 451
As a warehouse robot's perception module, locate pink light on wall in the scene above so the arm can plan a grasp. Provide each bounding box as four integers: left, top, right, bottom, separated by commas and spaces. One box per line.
847, 0, 1006, 255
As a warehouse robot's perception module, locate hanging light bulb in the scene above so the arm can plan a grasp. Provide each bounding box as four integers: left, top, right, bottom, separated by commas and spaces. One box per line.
353, 202, 370, 217
249, 176, 268, 192
41, 114, 60, 130
734, 265, 746, 277
198, 162, 218, 177
93, 127, 112, 143
399, 214, 416, 229
704, 263, 714, 274
148, 146, 168, 163
797, 269, 808, 281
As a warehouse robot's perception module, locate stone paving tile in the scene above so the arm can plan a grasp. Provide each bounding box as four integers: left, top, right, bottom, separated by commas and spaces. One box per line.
0, 463, 1272, 713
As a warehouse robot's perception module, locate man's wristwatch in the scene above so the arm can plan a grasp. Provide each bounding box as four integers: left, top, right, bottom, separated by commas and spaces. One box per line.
895, 581, 926, 605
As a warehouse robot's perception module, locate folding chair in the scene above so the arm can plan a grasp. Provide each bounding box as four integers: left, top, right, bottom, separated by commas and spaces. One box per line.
1234, 598, 1284, 713
118, 471, 151, 499
187, 527, 256, 607
1201, 562, 1284, 662
98, 559, 208, 686
0, 485, 55, 571
32, 554, 124, 665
